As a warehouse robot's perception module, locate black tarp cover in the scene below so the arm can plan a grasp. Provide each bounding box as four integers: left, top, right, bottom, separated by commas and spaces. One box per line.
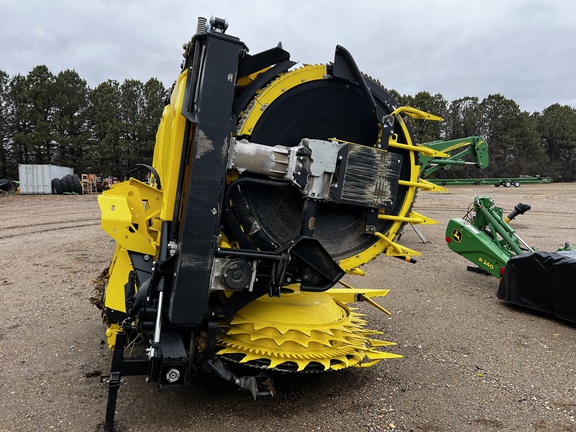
497, 251, 576, 324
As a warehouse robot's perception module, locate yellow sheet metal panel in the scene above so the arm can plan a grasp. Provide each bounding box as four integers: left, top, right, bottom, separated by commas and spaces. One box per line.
98, 179, 162, 256
105, 324, 121, 350
152, 70, 189, 221
104, 247, 133, 313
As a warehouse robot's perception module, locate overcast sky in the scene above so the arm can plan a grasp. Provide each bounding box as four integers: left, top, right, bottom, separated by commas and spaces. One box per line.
1, 0, 575, 113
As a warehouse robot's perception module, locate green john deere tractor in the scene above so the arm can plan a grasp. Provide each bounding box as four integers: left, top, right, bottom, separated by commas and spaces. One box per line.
446, 196, 576, 324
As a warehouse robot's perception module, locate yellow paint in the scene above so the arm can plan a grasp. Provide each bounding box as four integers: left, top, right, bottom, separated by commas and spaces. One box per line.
391, 105, 444, 122
105, 324, 121, 349
440, 140, 474, 153
103, 246, 133, 313
378, 210, 439, 225
151, 70, 189, 221
237, 65, 328, 136
98, 62, 442, 372
217, 288, 401, 371
373, 232, 422, 257
233, 64, 440, 271
98, 178, 163, 255
237, 66, 272, 87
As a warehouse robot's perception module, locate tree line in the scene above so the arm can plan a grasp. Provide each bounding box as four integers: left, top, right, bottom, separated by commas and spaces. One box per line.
393, 91, 576, 181
0, 66, 166, 180
1, 66, 575, 182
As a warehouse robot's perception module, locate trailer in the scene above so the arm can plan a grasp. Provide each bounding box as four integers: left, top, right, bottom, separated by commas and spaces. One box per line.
429, 176, 552, 187
18, 164, 74, 194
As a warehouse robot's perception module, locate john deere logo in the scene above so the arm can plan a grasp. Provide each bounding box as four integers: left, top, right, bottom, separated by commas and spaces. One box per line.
451, 228, 463, 243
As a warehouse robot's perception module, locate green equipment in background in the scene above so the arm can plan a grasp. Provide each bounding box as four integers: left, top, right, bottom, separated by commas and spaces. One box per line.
446, 196, 573, 277
446, 197, 533, 277
419, 136, 489, 178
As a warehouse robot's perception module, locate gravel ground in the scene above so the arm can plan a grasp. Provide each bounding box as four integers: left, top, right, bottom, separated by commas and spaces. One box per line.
0, 184, 575, 432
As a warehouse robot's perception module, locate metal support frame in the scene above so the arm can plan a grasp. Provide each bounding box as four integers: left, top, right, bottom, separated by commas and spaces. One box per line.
410, 223, 429, 243
103, 331, 151, 431
168, 32, 245, 325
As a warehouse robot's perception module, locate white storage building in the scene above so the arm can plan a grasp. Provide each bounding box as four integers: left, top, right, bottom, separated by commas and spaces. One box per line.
18, 164, 74, 194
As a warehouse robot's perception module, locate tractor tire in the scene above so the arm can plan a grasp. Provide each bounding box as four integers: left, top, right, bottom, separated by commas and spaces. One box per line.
60, 176, 71, 193
504, 181, 512, 187
64, 174, 79, 194
51, 178, 64, 194
72, 175, 83, 194
61, 175, 75, 193
514, 181, 520, 187
0, 178, 11, 192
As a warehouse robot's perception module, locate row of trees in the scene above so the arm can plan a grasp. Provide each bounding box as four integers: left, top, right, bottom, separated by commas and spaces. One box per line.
1, 66, 575, 182
0, 66, 166, 180
394, 91, 576, 181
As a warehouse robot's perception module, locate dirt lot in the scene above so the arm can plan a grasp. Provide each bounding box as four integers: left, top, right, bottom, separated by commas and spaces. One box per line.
0, 184, 575, 432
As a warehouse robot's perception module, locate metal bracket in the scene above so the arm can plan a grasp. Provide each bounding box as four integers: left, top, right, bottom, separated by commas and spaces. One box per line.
203, 359, 275, 399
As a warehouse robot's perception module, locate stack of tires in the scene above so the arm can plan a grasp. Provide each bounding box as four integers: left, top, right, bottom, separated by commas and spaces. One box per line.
51, 174, 83, 195
0, 178, 12, 192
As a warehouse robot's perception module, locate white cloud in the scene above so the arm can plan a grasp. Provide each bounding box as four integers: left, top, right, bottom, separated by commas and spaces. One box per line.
1, 0, 575, 112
